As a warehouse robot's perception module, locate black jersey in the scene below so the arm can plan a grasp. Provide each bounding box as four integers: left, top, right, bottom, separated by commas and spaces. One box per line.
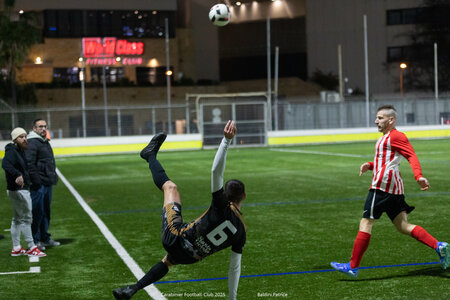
161, 188, 246, 265
182, 188, 247, 258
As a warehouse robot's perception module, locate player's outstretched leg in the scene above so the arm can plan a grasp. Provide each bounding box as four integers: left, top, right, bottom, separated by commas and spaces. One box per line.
112, 285, 137, 300
113, 261, 169, 299
436, 242, 449, 270
140, 133, 170, 190
330, 262, 359, 278
140, 132, 167, 161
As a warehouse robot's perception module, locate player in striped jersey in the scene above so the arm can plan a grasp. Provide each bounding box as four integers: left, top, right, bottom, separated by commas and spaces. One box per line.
331, 105, 448, 278
113, 120, 246, 299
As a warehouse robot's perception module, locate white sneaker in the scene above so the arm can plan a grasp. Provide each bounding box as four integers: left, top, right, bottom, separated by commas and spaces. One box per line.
27, 246, 47, 257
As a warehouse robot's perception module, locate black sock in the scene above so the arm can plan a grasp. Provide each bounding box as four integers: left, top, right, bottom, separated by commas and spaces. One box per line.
148, 156, 170, 190
135, 261, 169, 290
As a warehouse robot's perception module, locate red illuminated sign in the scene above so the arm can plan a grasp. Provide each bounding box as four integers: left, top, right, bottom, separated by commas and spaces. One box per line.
82, 37, 144, 59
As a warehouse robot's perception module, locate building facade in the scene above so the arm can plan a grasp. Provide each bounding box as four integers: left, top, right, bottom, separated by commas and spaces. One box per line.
4, 0, 433, 94
306, 0, 425, 95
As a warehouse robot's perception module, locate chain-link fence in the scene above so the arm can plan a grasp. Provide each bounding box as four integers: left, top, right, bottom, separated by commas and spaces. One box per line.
277, 97, 450, 130
1, 97, 449, 141
0, 104, 191, 140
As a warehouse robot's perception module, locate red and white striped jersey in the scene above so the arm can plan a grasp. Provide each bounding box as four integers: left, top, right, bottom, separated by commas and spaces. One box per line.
367, 129, 423, 195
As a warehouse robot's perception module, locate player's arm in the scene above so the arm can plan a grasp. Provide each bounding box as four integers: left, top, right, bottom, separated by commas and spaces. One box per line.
1, 154, 22, 181
359, 162, 373, 176
228, 250, 241, 300
391, 131, 429, 190
211, 120, 237, 193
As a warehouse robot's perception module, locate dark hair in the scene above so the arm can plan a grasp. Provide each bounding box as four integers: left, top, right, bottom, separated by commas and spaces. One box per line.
377, 105, 397, 119
224, 179, 245, 203
33, 118, 45, 127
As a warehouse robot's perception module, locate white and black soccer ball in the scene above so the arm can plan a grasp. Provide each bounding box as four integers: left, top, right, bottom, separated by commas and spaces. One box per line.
209, 4, 231, 27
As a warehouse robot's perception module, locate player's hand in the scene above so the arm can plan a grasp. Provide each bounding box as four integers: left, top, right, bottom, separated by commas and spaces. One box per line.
224, 120, 237, 139
359, 162, 371, 176
15, 175, 24, 188
417, 177, 430, 191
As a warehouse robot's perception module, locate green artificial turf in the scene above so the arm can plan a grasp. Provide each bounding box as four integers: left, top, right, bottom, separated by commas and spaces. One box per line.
0, 138, 448, 299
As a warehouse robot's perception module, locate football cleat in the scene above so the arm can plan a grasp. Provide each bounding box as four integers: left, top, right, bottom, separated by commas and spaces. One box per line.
436, 241, 449, 270
11, 247, 27, 256
27, 246, 47, 257
140, 132, 167, 161
113, 285, 137, 300
330, 262, 358, 278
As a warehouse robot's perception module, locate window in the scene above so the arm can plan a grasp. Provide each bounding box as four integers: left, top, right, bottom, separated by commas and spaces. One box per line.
387, 8, 426, 25
136, 67, 172, 86
387, 45, 432, 63
90, 67, 125, 84
53, 67, 80, 84
43, 10, 176, 38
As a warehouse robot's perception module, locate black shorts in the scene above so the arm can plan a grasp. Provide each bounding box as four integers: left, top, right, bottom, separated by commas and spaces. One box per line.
161, 202, 199, 265
363, 189, 415, 221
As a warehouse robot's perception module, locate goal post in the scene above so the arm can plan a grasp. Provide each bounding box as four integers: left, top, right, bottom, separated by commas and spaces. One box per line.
185, 91, 270, 147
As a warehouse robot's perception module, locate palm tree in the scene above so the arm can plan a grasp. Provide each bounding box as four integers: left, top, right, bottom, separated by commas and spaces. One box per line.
0, 0, 40, 109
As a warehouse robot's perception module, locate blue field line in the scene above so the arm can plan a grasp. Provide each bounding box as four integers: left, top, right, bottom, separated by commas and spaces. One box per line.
154, 261, 440, 284
97, 191, 450, 215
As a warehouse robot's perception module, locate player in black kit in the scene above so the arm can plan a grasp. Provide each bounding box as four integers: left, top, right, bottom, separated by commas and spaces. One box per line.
113, 120, 246, 300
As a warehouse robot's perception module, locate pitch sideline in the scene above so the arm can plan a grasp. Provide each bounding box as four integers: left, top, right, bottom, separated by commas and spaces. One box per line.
56, 168, 166, 300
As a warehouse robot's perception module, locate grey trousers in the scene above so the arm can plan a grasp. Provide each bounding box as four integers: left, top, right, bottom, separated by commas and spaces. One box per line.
7, 189, 35, 249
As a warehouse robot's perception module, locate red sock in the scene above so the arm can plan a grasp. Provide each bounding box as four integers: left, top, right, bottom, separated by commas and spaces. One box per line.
410, 226, 438, 249
350, 231, 371, 269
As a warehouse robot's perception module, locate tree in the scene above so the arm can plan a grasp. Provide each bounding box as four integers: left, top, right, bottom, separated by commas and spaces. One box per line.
310, 69, 339, 91
0, 0, 40, 108
404, 0, 450, 92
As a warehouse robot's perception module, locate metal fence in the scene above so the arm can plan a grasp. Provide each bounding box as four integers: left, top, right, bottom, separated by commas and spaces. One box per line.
0, 104, 191, 140
277, 97, 450, 130
1, 97, 449, 141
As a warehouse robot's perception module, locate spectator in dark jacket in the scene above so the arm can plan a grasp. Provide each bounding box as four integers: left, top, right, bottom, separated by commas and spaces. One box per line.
26, 119, 60, 250
2, 127, 46, 257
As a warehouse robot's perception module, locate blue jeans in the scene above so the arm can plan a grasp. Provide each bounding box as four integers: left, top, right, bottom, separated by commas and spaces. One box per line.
31, 185, 53, 243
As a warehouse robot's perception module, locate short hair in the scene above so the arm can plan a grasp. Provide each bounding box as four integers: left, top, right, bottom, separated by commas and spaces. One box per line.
33, 118, 46, 127
377, 105, 397, 119
224, 179, 245, 203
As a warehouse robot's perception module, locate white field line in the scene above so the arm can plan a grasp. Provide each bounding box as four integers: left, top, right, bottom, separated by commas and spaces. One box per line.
56, 168, 166, 300
0, 266, 40, 275
270, 148, 366, 158
29, 256, 39, 263
0, 249, 40, 276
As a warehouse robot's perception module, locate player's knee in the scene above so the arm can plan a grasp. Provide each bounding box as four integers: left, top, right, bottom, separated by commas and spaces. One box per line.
162, 181, 178, 193
394, 222, 412, 235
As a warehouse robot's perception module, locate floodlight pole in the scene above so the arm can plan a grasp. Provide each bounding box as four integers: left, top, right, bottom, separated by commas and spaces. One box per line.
338, 44, 343, 102
80, 53, 87, 138
434, 42, 439, 124
165, 18, 173, 134
363, 15, 370, 128
102, 66, 109, 136
274, 46, 279, 131
266, 16, 272, 131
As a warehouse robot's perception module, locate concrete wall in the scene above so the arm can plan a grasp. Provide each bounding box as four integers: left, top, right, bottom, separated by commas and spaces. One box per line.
306, 0, 423, 95
190, 0, 220, 82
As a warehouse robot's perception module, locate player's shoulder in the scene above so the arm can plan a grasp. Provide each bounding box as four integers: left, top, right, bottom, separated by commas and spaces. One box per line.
389, 129, 408, 141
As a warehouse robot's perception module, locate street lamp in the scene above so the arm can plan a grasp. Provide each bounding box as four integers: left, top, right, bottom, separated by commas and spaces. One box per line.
78, 56, 87, 137
399, 62, 407, 97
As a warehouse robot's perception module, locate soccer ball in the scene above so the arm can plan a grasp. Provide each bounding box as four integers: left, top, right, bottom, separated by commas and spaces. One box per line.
209, 4, 231, 27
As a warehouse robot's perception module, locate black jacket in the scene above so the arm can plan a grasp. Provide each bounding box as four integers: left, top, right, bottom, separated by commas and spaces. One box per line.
2, 143, 31, 191
25, 131, 58, 188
